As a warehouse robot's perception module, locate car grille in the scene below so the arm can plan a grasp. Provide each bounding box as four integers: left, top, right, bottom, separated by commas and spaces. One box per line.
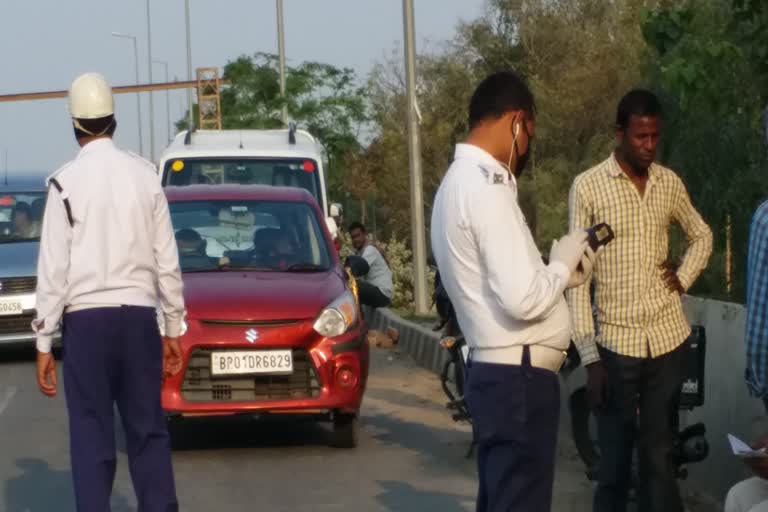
181, 348, 322, 402
0, 313, 34, 335
0, 277, 36, 296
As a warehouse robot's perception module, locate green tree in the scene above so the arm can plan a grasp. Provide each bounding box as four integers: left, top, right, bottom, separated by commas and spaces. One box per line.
641, 0, 768, 300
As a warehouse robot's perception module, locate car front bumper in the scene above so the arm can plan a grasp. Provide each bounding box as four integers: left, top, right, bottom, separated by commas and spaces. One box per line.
161, 322, 369, 417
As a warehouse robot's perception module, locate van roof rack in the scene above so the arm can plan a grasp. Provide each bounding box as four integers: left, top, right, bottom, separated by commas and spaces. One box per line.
184, 125, 197, 146
288, 122, 297, 145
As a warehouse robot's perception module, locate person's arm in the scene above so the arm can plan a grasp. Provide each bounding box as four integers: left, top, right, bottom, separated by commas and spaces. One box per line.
565, 178, 599, 365
32, 185, 72, 353
152, 189, 185, 338
671, 176, 713, 292
746, 204, 768, 397
472, 185, 570, 321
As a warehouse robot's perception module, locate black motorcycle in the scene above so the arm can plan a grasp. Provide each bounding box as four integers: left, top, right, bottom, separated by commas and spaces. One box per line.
432, 267, 471, 423
562, 326, 710, 492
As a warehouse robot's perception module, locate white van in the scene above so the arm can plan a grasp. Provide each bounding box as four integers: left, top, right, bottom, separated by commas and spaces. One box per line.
157, 125, 339, 239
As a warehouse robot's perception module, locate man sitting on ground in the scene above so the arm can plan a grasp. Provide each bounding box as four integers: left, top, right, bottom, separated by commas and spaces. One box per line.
348, 222, 393, 309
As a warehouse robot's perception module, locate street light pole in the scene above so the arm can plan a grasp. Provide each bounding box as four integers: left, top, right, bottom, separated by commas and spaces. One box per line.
153, 60, 171, 143
276, 0, 288, 127
146, 0, 155, 162
112, 32, 144, 156
184, 0, 194, 130
402, 0, 429, 314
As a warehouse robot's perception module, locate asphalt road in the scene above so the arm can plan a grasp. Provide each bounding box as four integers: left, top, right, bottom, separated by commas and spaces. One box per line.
0, 343, 718, 512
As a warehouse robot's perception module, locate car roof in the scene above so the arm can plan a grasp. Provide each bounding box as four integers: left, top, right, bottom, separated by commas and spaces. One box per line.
163, 184, 318, 204
0, 171, 48, 192
160, 129, 323, 161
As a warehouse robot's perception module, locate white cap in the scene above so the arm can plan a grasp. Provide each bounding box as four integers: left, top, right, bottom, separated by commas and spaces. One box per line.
68, 72, 114, 119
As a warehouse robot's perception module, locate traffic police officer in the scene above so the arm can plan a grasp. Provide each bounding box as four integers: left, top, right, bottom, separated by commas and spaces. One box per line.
33, 72, 185, 512
431, 70, 601, 511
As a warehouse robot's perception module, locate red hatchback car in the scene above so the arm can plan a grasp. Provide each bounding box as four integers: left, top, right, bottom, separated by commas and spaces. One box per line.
160, 185, 369, 447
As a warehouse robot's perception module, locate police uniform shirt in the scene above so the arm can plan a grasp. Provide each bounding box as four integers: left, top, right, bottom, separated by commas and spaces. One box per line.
430, 143, 571, 352
32, 138, 185, 352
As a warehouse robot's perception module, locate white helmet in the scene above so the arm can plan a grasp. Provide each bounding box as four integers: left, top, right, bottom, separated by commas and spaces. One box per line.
68, 72, 114, 119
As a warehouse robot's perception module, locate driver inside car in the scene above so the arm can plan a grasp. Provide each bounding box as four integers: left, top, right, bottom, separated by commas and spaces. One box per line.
175, 228, 229, 268
251, 228, 298, 270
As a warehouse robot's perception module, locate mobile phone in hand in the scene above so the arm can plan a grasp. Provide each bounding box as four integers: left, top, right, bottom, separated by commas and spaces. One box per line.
587, 222, 615, 252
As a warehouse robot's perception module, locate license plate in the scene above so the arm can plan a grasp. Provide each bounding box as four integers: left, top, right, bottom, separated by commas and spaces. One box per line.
0, 299, 23, 316
210, 350, 293, 376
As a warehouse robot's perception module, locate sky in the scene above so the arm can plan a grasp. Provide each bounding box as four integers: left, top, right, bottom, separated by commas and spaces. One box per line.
0, 0, 485, 173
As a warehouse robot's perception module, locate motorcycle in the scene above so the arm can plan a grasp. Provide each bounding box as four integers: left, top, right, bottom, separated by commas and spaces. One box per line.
562, 326, 710, 489
429, 256, 475, 457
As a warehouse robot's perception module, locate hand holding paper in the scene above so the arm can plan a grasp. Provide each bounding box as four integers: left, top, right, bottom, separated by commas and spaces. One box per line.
729, 434, 768, 458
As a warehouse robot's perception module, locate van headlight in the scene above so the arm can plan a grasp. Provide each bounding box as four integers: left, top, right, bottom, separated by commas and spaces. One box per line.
313, 290, 357, 338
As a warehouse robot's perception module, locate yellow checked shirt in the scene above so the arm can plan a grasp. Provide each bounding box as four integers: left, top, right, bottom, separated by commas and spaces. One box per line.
566, 153, 712, 365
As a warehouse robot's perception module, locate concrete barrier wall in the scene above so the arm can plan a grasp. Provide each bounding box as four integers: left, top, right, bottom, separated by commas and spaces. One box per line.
369, 296, 762, 503
681, 296, 766, 501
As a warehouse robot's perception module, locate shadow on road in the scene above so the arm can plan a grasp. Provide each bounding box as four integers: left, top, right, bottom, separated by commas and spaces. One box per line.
0, 345, 63, 363
167, 415, 332, 451
3, 458, 132, 512
375, 480, 473, 512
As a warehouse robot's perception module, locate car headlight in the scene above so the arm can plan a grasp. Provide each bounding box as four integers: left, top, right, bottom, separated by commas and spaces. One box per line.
313, 290, 357, 338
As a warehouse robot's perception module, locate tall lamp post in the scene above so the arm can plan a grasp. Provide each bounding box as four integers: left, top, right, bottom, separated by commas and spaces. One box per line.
146, 0, 156, 162
402, 0, 429, 314
153, 60, 172, 143
276, 0, 288, 127
112, 32, 144, 156
184, 0, 194, 129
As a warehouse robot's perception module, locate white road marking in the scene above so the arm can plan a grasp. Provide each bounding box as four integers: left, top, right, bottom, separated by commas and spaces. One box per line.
0, 386, 18, 416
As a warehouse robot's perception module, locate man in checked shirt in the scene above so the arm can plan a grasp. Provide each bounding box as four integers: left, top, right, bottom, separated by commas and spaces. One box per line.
567, 89, 713, 512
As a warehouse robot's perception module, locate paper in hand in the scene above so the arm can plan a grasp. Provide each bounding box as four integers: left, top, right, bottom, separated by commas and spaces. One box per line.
729, 434, 768, 458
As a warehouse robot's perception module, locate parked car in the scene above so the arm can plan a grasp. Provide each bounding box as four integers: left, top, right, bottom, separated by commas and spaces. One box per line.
0, 172, 53, 348
161, 184, 369, 447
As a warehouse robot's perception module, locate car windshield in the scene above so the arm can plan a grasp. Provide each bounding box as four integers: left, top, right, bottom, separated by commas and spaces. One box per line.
168, 199, 332, 273
164, 158, 321, 207
0, 192, 46, 243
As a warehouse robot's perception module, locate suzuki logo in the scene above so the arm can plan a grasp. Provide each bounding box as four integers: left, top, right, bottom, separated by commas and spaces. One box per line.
245, 328, 259, 343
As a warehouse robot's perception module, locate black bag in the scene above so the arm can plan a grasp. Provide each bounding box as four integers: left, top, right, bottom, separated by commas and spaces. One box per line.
344, 255, 370, 278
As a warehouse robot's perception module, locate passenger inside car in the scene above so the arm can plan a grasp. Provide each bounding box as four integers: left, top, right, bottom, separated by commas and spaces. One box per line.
11, 203, 37, 238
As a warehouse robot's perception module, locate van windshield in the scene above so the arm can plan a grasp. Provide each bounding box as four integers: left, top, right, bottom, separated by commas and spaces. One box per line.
164, 158, 322, 206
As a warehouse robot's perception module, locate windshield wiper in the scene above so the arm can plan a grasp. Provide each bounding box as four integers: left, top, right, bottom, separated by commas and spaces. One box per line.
182, 267, 223, 273
285, 263, 328, 272
226, 265, 276, 271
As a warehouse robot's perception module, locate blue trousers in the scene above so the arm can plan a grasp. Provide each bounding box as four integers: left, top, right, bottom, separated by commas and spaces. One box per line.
465, 346, 560, 512
62, 306, 178, 512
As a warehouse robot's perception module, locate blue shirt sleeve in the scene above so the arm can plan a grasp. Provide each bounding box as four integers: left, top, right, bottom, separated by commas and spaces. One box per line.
746, 201, 768, 397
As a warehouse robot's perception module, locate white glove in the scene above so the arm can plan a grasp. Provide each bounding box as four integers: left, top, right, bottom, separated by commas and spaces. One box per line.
549, 230, 589, 274
567, 245, 603, 289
